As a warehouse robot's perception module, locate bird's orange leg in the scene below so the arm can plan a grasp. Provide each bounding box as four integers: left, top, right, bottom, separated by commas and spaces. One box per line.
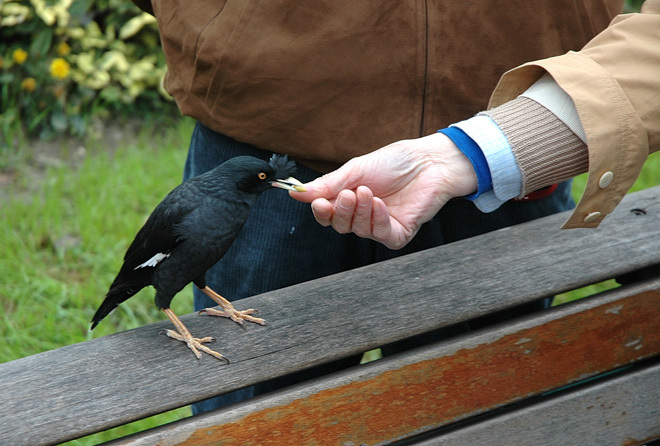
162, 308, 228, 362
197, 286, 268, 328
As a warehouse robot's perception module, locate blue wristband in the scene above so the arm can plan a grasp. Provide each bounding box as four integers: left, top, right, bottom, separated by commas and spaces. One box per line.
438, 127, 493, 199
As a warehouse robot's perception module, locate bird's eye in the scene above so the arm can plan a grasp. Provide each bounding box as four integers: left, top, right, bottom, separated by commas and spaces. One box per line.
258, 172, 267, 180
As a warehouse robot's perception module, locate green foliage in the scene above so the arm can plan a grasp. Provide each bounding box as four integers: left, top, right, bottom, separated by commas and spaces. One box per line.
0, 0, 172, 145
624, 0, 645, 12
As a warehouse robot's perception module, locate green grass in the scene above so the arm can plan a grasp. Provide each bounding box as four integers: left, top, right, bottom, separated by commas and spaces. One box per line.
0, 116, 196, 445
1, 118, 658, 443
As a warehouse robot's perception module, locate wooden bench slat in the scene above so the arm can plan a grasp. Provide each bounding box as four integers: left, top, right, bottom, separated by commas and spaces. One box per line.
413, 361, 660, 446
1, 186, 659, 445
108, 278, 660, 446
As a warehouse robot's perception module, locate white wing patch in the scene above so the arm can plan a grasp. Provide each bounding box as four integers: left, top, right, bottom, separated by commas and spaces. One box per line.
134, 252, 170, 270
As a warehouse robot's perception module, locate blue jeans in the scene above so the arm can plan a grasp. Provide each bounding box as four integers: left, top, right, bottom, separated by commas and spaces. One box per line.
186, 122, 574, 414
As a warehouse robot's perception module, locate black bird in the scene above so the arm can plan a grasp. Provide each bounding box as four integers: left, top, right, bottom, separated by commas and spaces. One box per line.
91, 155, 305, 361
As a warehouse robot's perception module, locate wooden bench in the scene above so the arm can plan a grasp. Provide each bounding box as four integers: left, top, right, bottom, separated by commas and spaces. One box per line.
2, 185, 660, 446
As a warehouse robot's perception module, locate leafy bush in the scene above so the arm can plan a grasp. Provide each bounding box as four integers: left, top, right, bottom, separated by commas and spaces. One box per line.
0, 0, 172, 144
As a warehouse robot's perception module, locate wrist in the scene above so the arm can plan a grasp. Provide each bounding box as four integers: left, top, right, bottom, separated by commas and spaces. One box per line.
427, 132, 478, 199
437, 127, 491, 199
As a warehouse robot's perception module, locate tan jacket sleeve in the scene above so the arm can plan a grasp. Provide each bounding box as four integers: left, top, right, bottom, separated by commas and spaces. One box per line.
488, 0, 660, 228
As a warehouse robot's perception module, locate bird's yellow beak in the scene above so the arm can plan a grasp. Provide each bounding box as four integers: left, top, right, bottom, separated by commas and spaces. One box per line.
272, 177, 306, 192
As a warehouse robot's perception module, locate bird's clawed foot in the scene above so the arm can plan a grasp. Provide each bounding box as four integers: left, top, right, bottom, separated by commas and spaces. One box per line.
199, 306, 268, 328
198, 286, 269, 328
162, 329, 228, 363
161, 308, 229, 362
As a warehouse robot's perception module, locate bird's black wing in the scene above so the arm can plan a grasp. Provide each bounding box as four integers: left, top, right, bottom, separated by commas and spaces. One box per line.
122, 194, 194, 270
91, 184, 199, 328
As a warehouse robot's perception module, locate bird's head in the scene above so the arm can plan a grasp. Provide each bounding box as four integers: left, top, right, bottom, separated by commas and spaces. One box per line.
231, 155, 306, 194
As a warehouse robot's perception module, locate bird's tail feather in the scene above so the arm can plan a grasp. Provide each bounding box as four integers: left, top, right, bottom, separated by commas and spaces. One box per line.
90, 274, 148, 329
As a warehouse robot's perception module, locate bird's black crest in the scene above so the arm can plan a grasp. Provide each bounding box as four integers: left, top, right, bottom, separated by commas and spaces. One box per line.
269, 154, 297, 179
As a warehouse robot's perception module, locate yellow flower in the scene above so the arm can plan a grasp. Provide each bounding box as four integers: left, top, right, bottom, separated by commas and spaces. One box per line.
12, 48, 28, 65
56, 42, 71, 57
21, 77, 37, 92
49, 58, 71, 80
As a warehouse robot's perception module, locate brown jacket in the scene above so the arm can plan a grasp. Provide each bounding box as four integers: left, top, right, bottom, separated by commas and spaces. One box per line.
133, 0, 620, 173
490, 0, 660, 227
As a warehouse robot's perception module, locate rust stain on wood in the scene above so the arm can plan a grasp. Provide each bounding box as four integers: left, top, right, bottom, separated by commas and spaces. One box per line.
622, 434, 660, 446
179, 289, 660, 445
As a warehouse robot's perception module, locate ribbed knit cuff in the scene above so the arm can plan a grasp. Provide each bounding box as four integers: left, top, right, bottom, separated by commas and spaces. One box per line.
482, 96, 588, 197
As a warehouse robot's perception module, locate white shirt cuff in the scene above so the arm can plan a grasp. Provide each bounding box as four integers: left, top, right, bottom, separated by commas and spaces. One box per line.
452, 115, 522, 212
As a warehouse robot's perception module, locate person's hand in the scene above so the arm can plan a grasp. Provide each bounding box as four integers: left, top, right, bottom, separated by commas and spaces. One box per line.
291, 132, 478, 249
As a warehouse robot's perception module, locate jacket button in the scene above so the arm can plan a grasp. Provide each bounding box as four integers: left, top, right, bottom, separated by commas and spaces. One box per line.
599, 171, 614, 188
584, 211, 602, 223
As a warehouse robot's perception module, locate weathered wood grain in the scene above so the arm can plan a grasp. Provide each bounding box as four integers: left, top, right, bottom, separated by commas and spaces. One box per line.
414, 361, 660, 446
1, 186, 659, 445
105, 279, 660, 446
